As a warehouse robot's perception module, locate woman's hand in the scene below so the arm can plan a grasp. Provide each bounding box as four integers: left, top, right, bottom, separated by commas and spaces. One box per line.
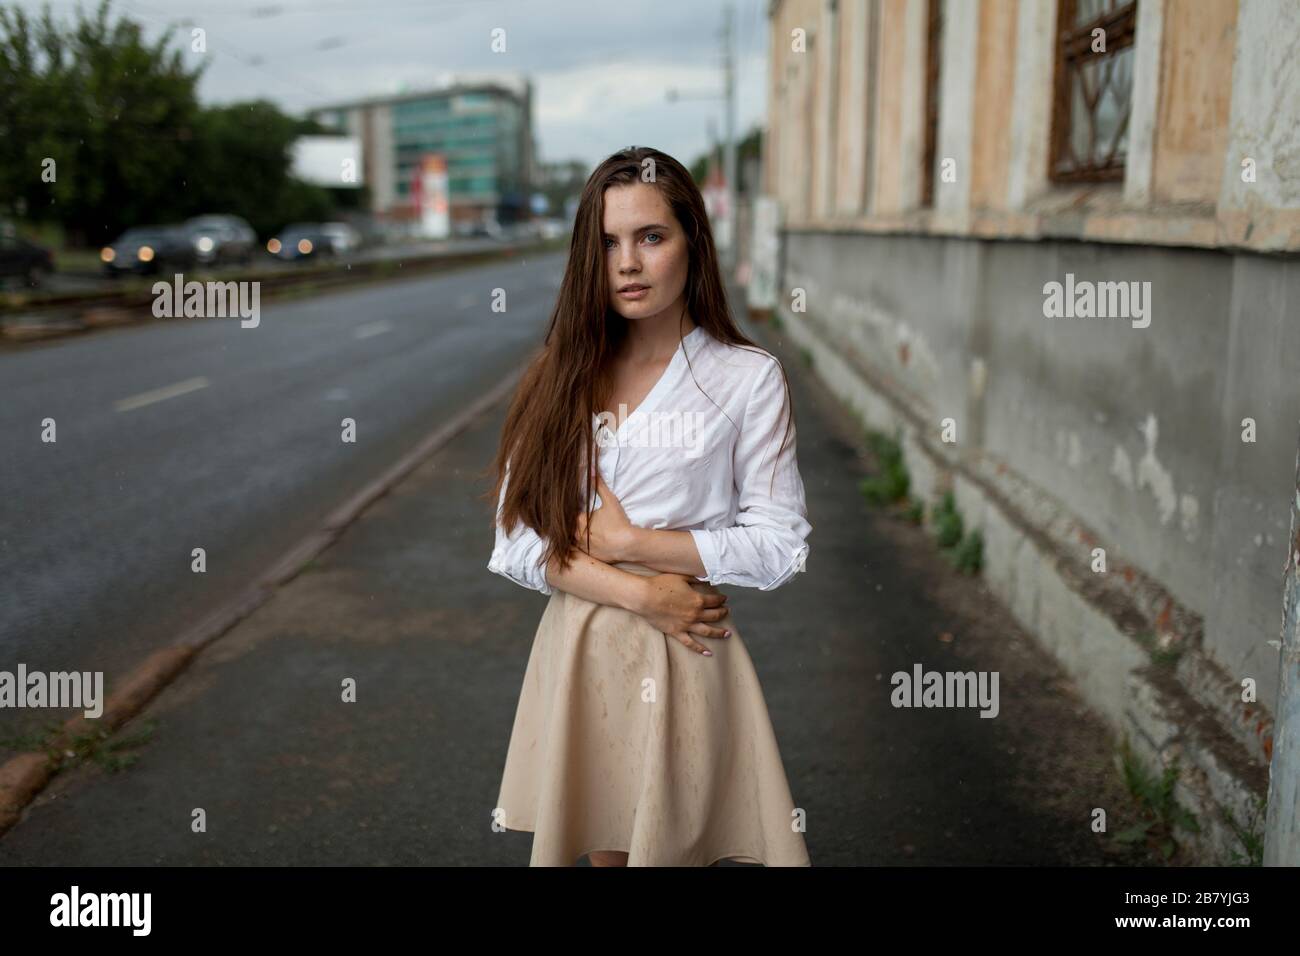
574, 470, 638, 564
631, 573, 731, 656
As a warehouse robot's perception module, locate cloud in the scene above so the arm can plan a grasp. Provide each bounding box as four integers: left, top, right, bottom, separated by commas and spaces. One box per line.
12, 0, 770, 165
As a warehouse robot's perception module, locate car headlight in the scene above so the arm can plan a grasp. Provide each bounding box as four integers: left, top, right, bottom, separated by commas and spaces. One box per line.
101, 247, 115, 263
267, 238, 281, 254
298, 239, 313, 254
195, 235, 215, 253
138, 246, 154, 262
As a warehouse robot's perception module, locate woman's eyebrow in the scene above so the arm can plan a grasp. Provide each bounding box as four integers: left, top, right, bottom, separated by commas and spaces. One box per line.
602, 223, 671, 237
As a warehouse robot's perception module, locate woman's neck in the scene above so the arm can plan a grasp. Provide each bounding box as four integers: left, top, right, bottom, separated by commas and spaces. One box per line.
620, 308, 697, 364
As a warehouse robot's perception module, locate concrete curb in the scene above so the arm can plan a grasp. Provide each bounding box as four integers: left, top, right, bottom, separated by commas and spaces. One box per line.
0, 368, 525, 837
778, 302, 1273, 864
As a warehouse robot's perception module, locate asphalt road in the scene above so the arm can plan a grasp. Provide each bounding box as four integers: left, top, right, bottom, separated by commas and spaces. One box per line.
0, 291, 1145, 865
0, 249, 564, 746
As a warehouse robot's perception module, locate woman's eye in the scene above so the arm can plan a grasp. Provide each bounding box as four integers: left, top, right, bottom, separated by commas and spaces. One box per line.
604, 234, 662, 249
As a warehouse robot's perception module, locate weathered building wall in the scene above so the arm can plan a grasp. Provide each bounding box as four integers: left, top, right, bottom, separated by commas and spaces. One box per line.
784, 230, 1298, 711
765, 0, 1299, 859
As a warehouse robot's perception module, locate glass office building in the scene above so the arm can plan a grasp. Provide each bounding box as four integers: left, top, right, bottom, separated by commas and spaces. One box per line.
312, 77, 535, 228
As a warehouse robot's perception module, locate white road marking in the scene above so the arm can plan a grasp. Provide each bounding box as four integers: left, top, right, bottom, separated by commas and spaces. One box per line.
114, 376, 210, 412
354, 320, 393, 339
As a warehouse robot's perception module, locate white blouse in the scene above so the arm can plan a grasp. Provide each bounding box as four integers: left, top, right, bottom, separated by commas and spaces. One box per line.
487, 325, 812, 596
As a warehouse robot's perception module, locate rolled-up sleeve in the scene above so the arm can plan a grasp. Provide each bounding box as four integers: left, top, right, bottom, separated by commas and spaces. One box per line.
487, 461, 555, 596
688, 357, 812, 590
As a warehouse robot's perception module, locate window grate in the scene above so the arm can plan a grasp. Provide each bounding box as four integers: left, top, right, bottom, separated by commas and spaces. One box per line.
1049, 0, 1137, 182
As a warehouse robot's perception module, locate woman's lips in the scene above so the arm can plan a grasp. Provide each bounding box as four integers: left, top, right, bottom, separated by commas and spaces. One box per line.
618, 286, 649, 299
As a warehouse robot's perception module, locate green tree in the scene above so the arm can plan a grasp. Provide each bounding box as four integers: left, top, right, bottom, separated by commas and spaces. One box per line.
0, 0, 205, 245
187, 101, 334, 238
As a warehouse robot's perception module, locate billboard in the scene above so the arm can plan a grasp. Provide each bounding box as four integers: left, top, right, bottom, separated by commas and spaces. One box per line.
410, 154, 450, 239
290, 135, 363, 188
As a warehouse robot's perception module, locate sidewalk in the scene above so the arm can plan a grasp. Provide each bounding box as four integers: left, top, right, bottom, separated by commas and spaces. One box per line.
0, 316, 1155, 866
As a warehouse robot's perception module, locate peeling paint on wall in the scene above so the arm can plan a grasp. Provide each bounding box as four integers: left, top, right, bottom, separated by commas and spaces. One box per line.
1055, 429, 1084, 468
1111, 445, 1135, 489
1179, 493, 1200, 541
1136, 413, 1178, 525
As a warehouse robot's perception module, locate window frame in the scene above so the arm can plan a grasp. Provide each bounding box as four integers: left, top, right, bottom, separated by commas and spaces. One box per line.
1048, 0, 1138, 184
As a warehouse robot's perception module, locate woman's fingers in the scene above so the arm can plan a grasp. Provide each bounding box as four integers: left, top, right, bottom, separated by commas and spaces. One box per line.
694, 606, 729, 623
670, 632, 712, 655
688, 622, 730, 640
690, 587, 727, 607
666, 619, 731, 655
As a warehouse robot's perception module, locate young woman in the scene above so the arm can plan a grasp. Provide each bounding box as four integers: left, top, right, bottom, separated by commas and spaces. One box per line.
486, 146, 812, 867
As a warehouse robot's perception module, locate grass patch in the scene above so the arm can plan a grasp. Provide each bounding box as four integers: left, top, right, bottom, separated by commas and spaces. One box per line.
903, 498, 925, 525
0, 719, 65, 754
1114, 735, 1199, 861
931, 491, 963, 548
949, 528, 983, 574
1134, 630, 1184, 667
1220, 796, 1266, 866
0, 717, 157, 773
928, 491, 983, 574
858, 433, 979, 570
860, 429, 910, 505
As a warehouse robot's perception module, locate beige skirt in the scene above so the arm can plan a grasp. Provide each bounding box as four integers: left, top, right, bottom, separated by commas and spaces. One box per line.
495, 560, 811, 867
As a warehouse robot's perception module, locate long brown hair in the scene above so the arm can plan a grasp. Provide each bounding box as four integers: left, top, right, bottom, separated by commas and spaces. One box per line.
482, 145, 794, 579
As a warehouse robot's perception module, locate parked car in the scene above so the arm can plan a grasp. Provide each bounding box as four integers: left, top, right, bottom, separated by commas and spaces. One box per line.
320, 221, 362, 255
0, 221, 54, 288
101, 225, 197, 276
185, 214, 257, 266
453, 217, 502, 239
498, 221, 533, 241
266, 223, 334, 262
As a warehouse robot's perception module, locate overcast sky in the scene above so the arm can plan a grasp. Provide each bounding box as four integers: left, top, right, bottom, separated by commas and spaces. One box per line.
12, 0, 771, 170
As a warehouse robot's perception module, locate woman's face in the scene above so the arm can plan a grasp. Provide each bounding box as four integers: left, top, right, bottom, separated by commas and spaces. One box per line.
603, 181, 690, 324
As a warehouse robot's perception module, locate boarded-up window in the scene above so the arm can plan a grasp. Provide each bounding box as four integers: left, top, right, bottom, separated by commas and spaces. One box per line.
1049, 0, 1137, 182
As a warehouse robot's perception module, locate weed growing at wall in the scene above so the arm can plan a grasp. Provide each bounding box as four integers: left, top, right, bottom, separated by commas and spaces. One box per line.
1116, 735, 1200, 862
931, 491, 983, 574
860, 429, 910, 505
932, 491, 963, 548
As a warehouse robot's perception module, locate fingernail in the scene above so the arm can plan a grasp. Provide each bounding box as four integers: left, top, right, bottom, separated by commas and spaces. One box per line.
723, 630, 731, 636
702, 650, 712, 656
